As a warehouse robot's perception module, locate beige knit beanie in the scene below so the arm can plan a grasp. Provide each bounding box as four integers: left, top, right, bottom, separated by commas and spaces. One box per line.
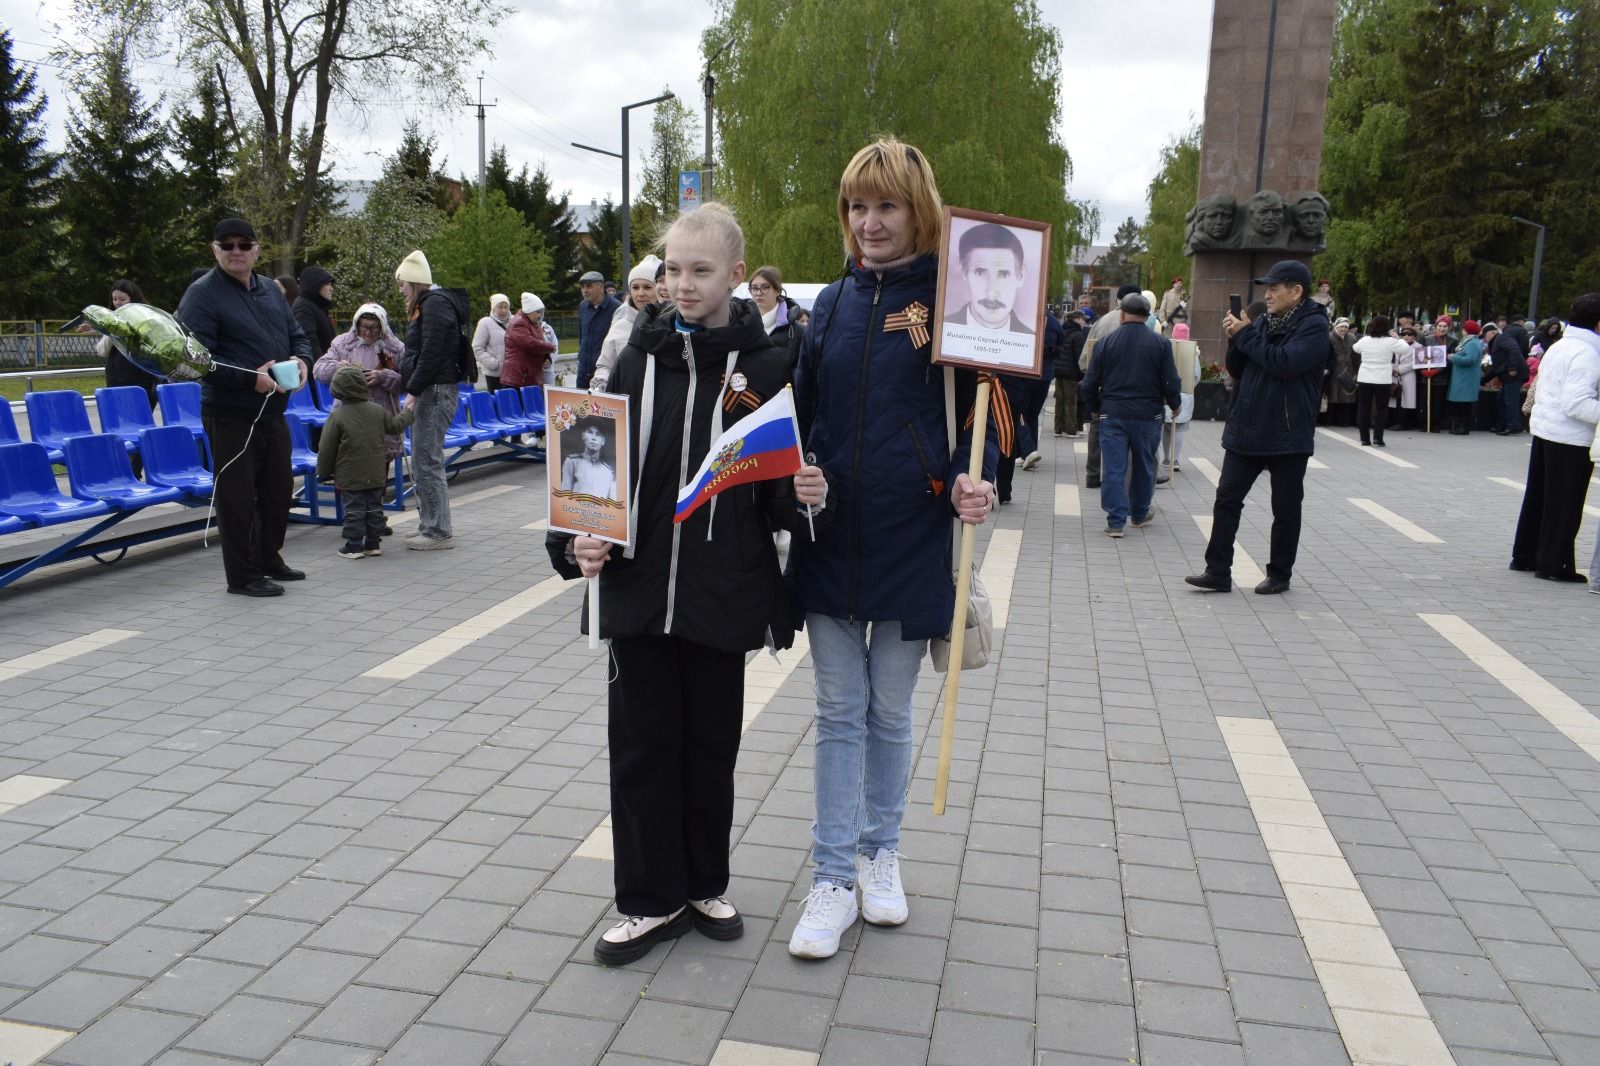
395, 250, 432, 285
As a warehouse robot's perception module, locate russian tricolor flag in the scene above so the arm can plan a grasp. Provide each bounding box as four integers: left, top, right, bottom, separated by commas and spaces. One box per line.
674, 388, 804, 524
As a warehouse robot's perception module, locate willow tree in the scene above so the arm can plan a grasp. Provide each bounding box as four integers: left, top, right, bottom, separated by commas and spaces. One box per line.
706, 0, 1093, 286
68, 0, 507, 275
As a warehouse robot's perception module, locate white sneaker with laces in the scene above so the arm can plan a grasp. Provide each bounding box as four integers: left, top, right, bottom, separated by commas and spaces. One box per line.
856, 849, 909, 926
1022, 450, 1042, 470
787, 883, 859, 959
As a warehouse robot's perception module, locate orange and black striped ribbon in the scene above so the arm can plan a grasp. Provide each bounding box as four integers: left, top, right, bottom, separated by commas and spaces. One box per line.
721, 388, 765, 414
962, 372, 1015, 459
884, 301, 931, 349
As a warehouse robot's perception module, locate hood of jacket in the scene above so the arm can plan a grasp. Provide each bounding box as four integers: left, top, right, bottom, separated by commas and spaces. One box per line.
420, 285, 470, 323
299, 266, 334, 308
331, 364, 371, 403
348, 301, 394, 338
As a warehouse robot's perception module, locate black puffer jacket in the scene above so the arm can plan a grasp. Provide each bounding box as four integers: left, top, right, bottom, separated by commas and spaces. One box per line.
768, 297, 806, 375
1489, 327, 1529, 383
402, 287, 470, 394
547, 300, 820, 653
1054, 319, 1086, 379
291, 266, 336, 362
1221, 299, 1329, 456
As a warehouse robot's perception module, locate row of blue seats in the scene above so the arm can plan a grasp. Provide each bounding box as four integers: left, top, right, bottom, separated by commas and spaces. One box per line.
0, 426, 214, 534
2, 382, 548, 467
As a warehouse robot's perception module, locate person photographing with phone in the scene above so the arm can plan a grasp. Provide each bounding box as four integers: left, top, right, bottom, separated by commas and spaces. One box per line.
177, 217, 314, 598
1186, 260, 1328, 595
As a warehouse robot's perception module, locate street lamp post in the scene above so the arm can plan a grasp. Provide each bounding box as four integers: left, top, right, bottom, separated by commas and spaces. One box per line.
1512, 216, 1545, 321
571, 92, 675, 286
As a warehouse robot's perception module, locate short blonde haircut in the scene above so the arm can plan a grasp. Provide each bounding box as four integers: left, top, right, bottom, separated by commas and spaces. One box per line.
660, 201, 745, 268
837, 138, 944, 261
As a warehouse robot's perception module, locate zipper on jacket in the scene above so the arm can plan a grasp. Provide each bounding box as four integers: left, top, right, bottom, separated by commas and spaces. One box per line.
663, 334, 697, 633
847, 278, 883, 620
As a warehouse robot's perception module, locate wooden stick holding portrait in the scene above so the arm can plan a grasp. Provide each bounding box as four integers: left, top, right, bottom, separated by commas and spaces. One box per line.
929, 206, 1051, 815
546, 387, 632, 651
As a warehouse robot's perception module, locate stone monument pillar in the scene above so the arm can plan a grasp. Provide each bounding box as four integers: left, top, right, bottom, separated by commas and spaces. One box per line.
1189, 0, 1337, 361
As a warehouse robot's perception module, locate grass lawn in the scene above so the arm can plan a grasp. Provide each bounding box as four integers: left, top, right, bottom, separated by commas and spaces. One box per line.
1, 373, 104, 402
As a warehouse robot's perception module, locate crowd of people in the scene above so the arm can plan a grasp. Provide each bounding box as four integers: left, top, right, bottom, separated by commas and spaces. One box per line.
81, 133, 1593, 978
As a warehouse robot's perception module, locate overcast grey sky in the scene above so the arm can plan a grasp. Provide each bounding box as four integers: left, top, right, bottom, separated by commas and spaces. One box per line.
1, 0, 1213, 248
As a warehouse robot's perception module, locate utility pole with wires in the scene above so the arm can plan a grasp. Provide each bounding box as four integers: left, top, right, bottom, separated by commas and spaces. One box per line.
471, 74, 496, 206
701, 38, 732, 202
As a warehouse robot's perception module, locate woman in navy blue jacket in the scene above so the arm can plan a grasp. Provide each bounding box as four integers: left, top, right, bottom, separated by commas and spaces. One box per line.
787, 139, 998, 959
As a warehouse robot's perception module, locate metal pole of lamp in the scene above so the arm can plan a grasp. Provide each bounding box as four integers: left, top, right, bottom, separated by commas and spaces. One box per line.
570, 91, 675, 287
1511, 216, 1545, 322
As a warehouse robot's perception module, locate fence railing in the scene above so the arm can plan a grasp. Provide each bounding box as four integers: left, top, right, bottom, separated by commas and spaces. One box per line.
0, 321, 102, 370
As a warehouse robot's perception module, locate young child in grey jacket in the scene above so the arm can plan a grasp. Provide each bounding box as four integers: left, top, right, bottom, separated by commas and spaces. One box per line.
317, 365, 416, 558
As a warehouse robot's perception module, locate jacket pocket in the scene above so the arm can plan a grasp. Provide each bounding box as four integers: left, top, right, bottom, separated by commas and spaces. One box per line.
905, 420, 945, 499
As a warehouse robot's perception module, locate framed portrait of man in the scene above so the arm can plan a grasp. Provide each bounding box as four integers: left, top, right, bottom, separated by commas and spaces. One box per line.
1416, 344, 1449, 371
546, 386, 632, 547
932, 207, 1052, 378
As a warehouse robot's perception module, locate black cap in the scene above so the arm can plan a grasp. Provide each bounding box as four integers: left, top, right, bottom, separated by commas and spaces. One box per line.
1116, 283, 1141, 299
214, 218, 256, 242
1252, 259, 1313, 290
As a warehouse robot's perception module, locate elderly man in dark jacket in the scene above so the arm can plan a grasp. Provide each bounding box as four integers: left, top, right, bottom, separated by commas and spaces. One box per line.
177, 217, 313, 597
1490, 320, 1531, 434
1187, 260, 1328, 594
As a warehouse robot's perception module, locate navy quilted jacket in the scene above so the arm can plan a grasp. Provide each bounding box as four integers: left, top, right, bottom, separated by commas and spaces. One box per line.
1221, 299, 1329, 456
789, 256, 999, 641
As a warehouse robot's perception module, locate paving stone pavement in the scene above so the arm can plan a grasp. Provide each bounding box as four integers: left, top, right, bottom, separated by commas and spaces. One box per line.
1, 418, 1598, 1066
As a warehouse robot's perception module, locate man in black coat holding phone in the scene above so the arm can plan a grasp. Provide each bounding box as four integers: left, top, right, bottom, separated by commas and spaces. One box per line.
1186, 260, 1328, 595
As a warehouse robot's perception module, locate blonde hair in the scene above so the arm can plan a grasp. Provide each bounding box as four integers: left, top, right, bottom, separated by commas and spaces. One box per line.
837, 138, 943, 261
660, 202, 745, 268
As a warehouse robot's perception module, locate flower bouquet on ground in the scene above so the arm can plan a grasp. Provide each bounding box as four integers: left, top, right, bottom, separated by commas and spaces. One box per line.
82, 303, 214, 381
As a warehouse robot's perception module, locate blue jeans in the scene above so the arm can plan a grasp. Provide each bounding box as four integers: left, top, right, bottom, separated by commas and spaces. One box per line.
1098, 416, 1162, 528
807, 613, 928, 887
412, 384, 456, 538
1018, 379, 1050, 456
1501, 378, 1523, 432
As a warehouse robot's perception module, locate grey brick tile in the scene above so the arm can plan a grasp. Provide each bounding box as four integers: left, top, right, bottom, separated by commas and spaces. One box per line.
404, 897, 513, 946
1227, 972, 1335, 1030
131, 958, 259, 1015
937, 960, 1035, 1019
299, 984, 430, 1047
49, 1006, 196, 1066
193, 914, 312, 967
1423, 994, 1555, 1056
533, 960, 651, 1022
302, 906, 415, 956
1037, 950, 1131, 1005
929, 1009, 1035, 1065
722, 986, 831, 1051
1482, 939, 1596, 987
176, 995, 316, 1060
246, 947, 372, 1004
1039, 910, 1127, 955
749, 939, 853, 997
262, 1039, 378, 1066
831, 972, 937, 1035
467, 928, 581, 984
1130, 935, 1225, 987
2, 968, 141, 1028
422, 971, 541, 1034
40, 893, 163, 943
1035, 996, 1137, 1059
379, 1024, 500, 1066
608, 999, 729, 1064
819, 1025, 931, 1066
509, 890, 611, 937
0, 933, 98, 985
356, 937, 475, 995
1510, 982, 1600, 1036
1140, 1033, 1246, 1066
1238, 1022, 1356, 1066
946, 918, 1037, 970
1135, 981, 1238, 1042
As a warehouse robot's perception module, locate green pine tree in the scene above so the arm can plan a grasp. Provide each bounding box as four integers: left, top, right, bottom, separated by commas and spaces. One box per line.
429, 188, 554, 316
57, 40, 180, 309
0, 29, 61, 318
170, 69, 235, 252
1096, 217, 1146, 290
579, 198, 623, 288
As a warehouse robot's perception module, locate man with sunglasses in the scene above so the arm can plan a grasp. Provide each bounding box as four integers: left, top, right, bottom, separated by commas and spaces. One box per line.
177, 218, 314, 598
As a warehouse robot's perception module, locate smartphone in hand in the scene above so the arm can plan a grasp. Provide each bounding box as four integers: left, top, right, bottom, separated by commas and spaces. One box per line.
1229, 294, 1243, 318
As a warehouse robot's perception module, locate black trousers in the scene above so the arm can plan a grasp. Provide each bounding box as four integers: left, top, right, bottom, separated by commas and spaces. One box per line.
1085, 413, 1102, 484
1204, 450, 1309, 583
1512, 436, 1594, 577
608, 635, 744, 916
204, 414, 292, 589
1355, 383, 1388, 443
341, 487, 385, 546
1421, 374, 1448, 431
1447, 400, 1475, 433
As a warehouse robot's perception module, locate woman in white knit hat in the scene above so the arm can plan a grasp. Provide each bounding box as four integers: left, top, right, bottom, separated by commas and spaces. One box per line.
395, 248, 467, 549
503, 292, 557, 392
472, 293, 511, 392
591, 255, 662, 392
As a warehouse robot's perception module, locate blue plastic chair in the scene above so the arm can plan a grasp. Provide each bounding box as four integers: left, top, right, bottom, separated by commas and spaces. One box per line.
458, 381, 477, 405
283, 413, 319, 474
0, 403, 31, 452
157, 382, 204, 434
494, 389, 539, 432
138, 426, 214, 498
63, 435, 183, 510
449, 394, 498, 444
0, 513, 27, 535
467, 392, 520, 439
0, 442, 114, 525
315, 378, 335, 411
95, 386, 159, 450
286, 384, 328, 429
518, 386, 547, 432
26, 390, 122, 457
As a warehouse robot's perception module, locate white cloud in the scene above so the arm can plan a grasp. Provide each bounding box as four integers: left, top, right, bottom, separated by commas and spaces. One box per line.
2, 0, 1213, 241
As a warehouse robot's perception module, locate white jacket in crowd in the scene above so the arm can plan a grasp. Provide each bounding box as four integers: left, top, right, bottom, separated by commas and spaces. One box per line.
1529, 326, 1600, 447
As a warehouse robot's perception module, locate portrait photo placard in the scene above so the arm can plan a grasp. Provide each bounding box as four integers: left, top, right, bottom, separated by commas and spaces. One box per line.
546, 386, 632, 547
1416, 344, 1448, 371
931, 207, 1052, 379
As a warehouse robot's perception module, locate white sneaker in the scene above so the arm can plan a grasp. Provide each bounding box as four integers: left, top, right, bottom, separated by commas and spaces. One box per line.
406, 535, 455, 550
593, 907, 690, 966
856, 849, 909, 926
787, 883, 859, 959
1022, 451, 1042, 470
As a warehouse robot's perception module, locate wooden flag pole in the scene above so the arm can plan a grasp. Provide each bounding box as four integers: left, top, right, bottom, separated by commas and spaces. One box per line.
932, 378, 990, 816
588, 576, 600, 651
